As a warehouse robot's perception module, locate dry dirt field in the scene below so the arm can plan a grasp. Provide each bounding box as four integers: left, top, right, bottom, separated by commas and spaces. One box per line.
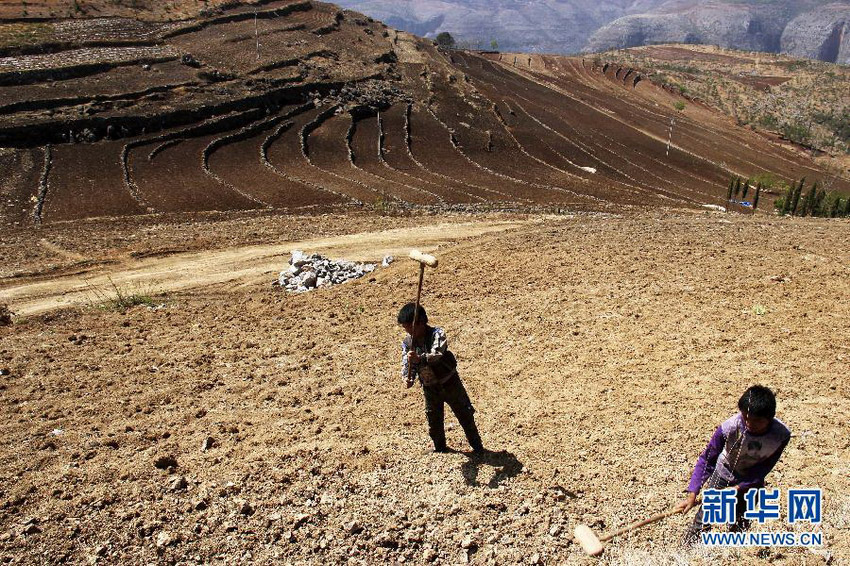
0, 209, 848, 565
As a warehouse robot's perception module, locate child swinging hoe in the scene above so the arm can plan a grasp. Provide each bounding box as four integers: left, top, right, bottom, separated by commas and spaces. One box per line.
398, 250, 485, 454
575, 385, 790, 556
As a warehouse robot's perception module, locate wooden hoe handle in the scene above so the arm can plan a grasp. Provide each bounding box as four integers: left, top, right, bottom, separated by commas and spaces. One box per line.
600, 507, 682, 542
406, 263, 425, 383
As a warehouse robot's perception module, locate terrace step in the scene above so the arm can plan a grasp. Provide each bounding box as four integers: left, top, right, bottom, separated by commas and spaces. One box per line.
351, 112, 484, 204
206, 104, 346, 208
308, 110, 437, 205
42, 141, 145, 222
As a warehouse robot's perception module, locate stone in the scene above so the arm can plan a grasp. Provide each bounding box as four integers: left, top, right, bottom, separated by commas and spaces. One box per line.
278, 252, 391, 292
201, 437, 215, 451
168, 476, 188, 491
239, 501, 255, 516
300, 271, 318, 288
155, 531, 176, 548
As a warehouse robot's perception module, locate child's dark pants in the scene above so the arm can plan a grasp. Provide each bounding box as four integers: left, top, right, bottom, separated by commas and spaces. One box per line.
423, 374, 482, 451
683, 474, 759, 545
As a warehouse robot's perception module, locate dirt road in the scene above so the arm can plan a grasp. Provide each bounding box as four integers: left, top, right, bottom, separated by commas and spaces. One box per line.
0, 219, 535, 316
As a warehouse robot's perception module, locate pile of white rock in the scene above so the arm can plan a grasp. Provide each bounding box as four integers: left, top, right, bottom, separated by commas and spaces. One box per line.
278, 250, 393, 293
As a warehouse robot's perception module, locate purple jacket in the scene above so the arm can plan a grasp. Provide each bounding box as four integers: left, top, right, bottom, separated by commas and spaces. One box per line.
688, 413, 790, 493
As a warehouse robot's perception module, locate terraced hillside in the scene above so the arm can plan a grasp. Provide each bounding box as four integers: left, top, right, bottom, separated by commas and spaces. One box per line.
596, 44, 850, 157
1, 1, 848, 229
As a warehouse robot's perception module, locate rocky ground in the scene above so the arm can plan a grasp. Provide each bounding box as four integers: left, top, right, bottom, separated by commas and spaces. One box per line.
0, 209, 847, 565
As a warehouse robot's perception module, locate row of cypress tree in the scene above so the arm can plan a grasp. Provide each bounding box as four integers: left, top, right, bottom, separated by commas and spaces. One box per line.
726, 178, 762, 210
725, 176, 850, 217
775, 178, 850, 218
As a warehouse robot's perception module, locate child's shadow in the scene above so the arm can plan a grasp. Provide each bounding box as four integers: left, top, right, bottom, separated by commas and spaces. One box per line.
458, 449, 522, 488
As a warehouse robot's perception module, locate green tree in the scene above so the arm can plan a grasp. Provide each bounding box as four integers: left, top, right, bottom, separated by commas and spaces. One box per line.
490, 39, 499, 50
727, 179, 735, 202
780, 185, 794, 215
843, 197, 850, 217
734, 178, 741, 200
812, 188, 826, 216
435, 32, 456, 49
801, 182, 817, 217
753, 183, 762, 210
742, 179, 750, 200
790, 178, 805, 216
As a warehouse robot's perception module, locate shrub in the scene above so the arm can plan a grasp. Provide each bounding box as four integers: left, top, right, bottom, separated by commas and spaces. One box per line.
827, 194, 842, 217
0, 304, 12, 326
757, 114, 779, 129
782, 122, 812, 146
435, 32, 456, 49
372, 195, 396, 215
751, 172, 780, 190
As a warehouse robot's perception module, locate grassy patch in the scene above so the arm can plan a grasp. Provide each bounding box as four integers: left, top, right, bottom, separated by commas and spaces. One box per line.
86, 278, 163, 312
0, 22, 53, 50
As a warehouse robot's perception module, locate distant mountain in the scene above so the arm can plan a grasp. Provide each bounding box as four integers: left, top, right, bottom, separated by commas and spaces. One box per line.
333, 0, 850, 63
333, 0, 671, 54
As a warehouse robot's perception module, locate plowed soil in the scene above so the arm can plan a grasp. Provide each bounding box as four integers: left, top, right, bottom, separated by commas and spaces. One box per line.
0, 210, 847, 565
